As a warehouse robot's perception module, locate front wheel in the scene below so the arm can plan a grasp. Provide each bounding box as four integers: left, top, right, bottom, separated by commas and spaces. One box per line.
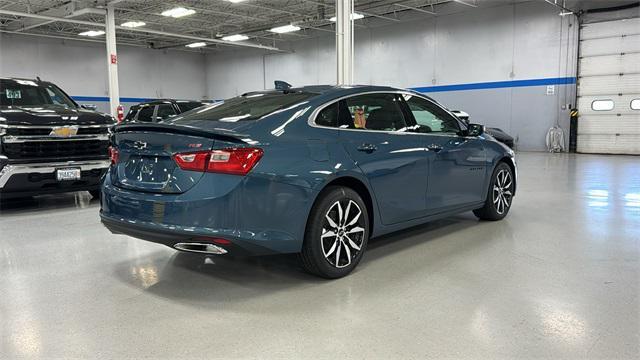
299, 186, 370, 279
473, 162, 514, 221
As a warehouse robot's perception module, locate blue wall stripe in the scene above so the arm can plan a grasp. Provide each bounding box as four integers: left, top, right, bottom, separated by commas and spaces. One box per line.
410, 77, 576, 93
71, 77, 577, 103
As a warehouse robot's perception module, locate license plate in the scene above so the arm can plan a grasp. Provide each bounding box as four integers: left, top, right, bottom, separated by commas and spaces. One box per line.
56, 168, 81, 181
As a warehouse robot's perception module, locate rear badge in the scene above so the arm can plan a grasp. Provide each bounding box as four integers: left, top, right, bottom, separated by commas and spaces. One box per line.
50, 125, 79, 138
133, 141, 148, 150
188, 143, 203, 148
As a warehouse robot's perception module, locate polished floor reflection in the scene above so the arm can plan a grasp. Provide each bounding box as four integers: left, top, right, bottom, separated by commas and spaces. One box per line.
0, 152, 638, 359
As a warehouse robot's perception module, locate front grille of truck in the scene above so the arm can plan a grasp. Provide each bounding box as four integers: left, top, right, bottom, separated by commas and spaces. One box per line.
5, 126, 110, 136
2, 140, 109, 159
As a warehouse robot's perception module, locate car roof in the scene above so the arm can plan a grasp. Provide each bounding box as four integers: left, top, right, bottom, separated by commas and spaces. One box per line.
0, 77, 55, 86
132, 99, 204, 106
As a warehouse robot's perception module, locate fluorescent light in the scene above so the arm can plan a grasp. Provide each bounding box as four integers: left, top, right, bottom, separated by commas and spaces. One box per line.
227, 0, 246, 3
186, 42, 206, 48
120, 21, 146, 28
269, 24, 301, 33
329, 13, 364, 22
161, 7, 196, 18
78, 30, 105, 37
559, 11, 573, 16
222, 34, 249, 42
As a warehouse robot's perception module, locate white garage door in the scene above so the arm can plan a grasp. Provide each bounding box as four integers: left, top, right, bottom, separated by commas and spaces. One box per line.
577, 18, 640, 155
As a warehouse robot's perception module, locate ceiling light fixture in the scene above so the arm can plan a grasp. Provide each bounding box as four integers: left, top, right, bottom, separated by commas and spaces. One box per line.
186, 42, 207, 48
78, 30, 105, 37
161, 7, 196, 18
222, 34, 249, 42
269, 24, 301, 33
120, 21, 146, 28
558, 11, 573, 16
226, 0, 247, 3
329, 13, 364, 22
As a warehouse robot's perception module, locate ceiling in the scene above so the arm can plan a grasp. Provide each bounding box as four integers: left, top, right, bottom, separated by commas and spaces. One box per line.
0, 0, 636, 52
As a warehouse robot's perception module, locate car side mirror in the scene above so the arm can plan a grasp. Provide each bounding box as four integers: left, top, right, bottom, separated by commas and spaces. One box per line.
467, 123, 485, 137
80, 104, 97, 111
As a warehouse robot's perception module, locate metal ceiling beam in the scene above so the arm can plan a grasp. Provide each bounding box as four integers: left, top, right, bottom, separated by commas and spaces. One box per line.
0, 9, 282, 51
394, 4, 437, 15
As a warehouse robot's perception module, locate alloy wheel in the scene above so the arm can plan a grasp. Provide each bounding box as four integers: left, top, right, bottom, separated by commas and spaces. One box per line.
321, 200, 366, 268
493, 169, 513, 215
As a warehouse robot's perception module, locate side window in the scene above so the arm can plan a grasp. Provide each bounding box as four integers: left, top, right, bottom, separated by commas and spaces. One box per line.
315, 102, 340, 127
136, 105, 155, 122
404, 95, 460, 134
343, 93, 408, 131
156, 104, 177, 121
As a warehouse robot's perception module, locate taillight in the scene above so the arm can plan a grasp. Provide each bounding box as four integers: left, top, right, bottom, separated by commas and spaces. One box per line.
173, 148, 263, 175
116, 105, 124, 123
108, 146, 119, 165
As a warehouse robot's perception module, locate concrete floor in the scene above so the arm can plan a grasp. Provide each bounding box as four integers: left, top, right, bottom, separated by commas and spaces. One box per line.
0, 152, 638, 359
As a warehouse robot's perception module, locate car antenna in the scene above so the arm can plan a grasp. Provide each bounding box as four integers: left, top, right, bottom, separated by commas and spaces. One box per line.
274, 80, 292, 92
36, 76, 42, 82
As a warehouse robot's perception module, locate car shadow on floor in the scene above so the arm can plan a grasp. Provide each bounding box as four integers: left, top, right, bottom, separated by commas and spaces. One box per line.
0, 192, 97, 216
113, 212, 493, 306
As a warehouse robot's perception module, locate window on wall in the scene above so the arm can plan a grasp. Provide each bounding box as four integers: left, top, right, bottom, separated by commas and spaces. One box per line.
631, 99, 640, 110
403, 94, 460, 134
591, 99, 614, 111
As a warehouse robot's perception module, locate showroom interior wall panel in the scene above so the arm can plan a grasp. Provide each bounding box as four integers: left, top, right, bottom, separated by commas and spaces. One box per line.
205, 1, 577, 151
0, 34, 207, 113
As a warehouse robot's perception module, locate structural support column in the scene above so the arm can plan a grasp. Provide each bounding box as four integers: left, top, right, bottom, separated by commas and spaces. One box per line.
105, 3, 120, 116
336, 0, 354, 85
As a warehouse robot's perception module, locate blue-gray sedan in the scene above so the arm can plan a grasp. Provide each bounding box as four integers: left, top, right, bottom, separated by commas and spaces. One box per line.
100, 85, 516, 278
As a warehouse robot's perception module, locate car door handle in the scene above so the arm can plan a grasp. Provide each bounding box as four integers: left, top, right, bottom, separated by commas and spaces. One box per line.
427, 144, 443, 153
357, 143, 378, 153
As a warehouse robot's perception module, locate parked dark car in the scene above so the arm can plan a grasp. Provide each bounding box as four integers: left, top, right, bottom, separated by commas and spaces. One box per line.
451, 110, 515, 149
100, 85, 516, 278
0, 77, 114, 199
124, 99, 206, 123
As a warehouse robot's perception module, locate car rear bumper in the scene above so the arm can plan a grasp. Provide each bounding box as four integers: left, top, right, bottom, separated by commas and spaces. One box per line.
0, 159, 109, 197
100, 170, 316, 255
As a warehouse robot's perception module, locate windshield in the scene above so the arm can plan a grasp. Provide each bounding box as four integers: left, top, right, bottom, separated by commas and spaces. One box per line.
0, 79, 77, 108
168, 92, 315, 123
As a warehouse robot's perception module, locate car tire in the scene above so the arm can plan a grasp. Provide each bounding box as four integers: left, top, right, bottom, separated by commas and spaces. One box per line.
89, 189, 101, 199
299, 186, 370, 279
473, 162, 514, 221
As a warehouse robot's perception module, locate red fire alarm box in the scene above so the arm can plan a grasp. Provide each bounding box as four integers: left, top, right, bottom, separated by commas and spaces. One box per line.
110, 54, 117, 64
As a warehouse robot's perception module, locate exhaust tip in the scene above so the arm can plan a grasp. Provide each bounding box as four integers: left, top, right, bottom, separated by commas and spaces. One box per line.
174, 242, 228, 255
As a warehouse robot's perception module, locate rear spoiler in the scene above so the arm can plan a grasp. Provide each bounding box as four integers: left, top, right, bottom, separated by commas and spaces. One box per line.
112, 123, 247, 144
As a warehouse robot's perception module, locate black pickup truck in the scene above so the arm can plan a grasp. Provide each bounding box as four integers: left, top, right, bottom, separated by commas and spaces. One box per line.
0, 78, 114, 199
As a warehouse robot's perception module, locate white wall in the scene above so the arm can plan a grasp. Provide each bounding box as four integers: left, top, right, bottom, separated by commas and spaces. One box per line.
204, 1, 578, 151
0, 34, 207, 112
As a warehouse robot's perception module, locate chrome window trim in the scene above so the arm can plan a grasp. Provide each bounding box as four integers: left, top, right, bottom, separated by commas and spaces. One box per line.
3, 134, 110, 143
306, 90, 467, 138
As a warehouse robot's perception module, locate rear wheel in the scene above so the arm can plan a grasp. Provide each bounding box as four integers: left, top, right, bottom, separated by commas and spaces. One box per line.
473, 162, 514, 221
300, 186, 369, 279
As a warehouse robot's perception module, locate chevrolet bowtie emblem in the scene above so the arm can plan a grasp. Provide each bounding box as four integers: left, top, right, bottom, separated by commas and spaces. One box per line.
133, 141, 148, 150
50, 125, 79, 138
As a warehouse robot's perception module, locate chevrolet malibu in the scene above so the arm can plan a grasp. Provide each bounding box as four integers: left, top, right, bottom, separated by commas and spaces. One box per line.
100, 85, 516, 278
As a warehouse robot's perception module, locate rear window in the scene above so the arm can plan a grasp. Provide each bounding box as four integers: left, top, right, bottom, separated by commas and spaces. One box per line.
169, 92, 315, 123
